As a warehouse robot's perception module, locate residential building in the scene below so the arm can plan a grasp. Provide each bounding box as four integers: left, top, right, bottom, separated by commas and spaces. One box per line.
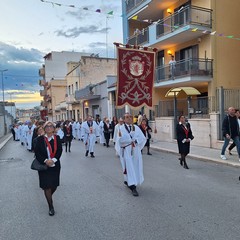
66, 56, 117, 120
39, 51, 91, 121
122, 0, 240, 148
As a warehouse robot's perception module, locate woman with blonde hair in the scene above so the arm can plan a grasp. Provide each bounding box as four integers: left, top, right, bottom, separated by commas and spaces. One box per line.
34, 121, 63, 216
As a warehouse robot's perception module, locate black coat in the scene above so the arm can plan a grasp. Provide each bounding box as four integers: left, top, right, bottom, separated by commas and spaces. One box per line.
63, 125, 73, 142
103, 122, 113, 140
176, 123, 194, 155
34, 135, 63, 189
139, 124, 152, 147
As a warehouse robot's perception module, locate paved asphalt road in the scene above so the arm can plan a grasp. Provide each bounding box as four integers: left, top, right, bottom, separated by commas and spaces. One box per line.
1, 138, 240, 240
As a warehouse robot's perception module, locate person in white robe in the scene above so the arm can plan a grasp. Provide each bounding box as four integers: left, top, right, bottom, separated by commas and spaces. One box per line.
99, 117, 106, 146
14, 124, 20, 141
113, 117, 124, 156
26, 121, 36, 151
76, 119, 82, 141
72, 121, 78, 139
22, 122, 29, 147
118, 112, 146, 197
82, 115, 99, 158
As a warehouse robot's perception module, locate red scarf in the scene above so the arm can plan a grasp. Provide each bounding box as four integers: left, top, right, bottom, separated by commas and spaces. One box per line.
45, 135, 57, 158
66, 125, 70, 134
182, 124, 189, 139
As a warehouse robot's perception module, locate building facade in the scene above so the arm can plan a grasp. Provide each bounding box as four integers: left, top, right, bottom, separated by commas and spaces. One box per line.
39, 51, 91, 121
121, 0, 240, 148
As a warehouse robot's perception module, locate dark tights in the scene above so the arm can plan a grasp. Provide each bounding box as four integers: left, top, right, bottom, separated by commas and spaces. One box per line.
65, 141, 71, 152
44, 187, 57, 209
180, 154, 189, 169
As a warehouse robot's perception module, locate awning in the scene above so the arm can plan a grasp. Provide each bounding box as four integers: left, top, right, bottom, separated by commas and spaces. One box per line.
165, 87, 201, 97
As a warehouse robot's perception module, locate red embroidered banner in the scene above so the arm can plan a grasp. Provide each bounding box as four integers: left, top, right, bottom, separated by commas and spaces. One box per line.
116, 47, 155, 108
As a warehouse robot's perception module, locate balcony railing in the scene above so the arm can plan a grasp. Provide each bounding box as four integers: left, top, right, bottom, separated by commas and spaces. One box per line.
127, 28, 149, 45
156, 5, 212, 38
155, 58, 213, 83
126, 0, 147, 13
40, 90, 47, 96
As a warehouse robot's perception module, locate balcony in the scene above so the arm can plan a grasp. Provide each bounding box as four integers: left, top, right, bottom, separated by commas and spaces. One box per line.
40, 90, 47, 96
128, 28, 149, 45
155, 58, 213, 87
66, 94, 79, 104
39, 67, 45, 77
127, 5, 212, 49
39, 79, 47, 86
40, 100, 48, 108
46, 96, 52, 102
55, 105, 61, 112
126, 0, 148, 13
155, 5, 212, 48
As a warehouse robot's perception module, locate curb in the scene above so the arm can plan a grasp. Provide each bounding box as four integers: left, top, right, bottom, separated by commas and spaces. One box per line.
151, 146, 240, 168
0, 135, 12, 151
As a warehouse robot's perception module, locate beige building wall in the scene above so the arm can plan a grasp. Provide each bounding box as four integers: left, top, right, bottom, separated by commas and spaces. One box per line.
79, 57, 117, 88
209, 0, 240, 96
48, 79, 66, 121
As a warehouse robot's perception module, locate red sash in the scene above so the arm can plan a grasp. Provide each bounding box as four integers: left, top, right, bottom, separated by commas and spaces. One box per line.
66, 126, 70, 135
182, 125, 189, 139
45, 135, 57, 158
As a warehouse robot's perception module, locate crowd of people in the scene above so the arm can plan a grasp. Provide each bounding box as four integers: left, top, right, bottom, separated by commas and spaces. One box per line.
10, 112, 154, 216
10, 107, 240, 216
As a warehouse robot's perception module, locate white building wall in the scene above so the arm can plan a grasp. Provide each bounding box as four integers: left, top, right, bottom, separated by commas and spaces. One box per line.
44, 51, 91, 82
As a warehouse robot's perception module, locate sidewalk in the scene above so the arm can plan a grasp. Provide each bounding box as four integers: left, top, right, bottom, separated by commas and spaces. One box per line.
151, 140, 240, 168
0, 134, 12, 151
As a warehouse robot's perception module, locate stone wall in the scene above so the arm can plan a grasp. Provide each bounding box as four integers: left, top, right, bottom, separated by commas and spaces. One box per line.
153, 113, 223, 149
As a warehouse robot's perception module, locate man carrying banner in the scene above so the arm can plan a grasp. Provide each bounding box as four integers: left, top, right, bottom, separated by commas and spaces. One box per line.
118, 112, 146, 197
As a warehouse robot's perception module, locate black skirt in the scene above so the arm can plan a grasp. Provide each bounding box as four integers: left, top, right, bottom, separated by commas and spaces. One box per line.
38, 162, 61, 189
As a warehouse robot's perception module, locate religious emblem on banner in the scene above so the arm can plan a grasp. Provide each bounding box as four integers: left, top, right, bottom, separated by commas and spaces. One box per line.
116, 47, 156, 108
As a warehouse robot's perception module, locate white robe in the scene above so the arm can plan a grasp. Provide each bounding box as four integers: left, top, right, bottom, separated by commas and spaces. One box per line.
118, 124, 146, 186
76, 122, 82, 140
26, 124, 35, 150
82, 121, 99, 153
113, 123, 122, 156
19, 125, 25, 144
72, 122, 78, 139
14, 126, 20, 140
99, 121, 106, 144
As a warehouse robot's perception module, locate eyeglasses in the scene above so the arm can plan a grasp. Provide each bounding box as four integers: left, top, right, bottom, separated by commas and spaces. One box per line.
45, 125, 54, 128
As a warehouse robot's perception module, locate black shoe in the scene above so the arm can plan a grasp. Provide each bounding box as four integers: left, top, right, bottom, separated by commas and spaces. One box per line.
69, 149, 71, 152
228, 149, 232, 155
132, 189, 139, 197
147, 152, 152, 155
183, 163, 189, 169
90, 153, 95, 158
124, 181, 128, 186
49, 208, 55, 216
85, 150, 89, 157
103, 143, 106, 146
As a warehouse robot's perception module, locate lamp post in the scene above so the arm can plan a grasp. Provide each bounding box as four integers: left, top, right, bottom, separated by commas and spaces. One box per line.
8, 92, 14, 118
0, 69, 8, 135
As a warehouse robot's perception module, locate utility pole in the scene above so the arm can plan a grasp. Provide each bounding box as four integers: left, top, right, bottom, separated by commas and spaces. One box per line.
0, 69, 8, 135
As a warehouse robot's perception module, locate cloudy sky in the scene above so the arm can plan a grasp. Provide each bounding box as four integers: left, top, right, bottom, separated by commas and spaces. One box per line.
0, 0, 123, 109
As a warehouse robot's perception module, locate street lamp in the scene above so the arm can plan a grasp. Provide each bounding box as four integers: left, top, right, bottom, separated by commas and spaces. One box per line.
8, 92, 14, 119
0, 69, 8, 135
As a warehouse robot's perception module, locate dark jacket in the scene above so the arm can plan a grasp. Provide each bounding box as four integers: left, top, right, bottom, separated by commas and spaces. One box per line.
34, 135, 63, 189
176, 122, 194, 155
222, 114, 239, 138
63, 124, 73, 141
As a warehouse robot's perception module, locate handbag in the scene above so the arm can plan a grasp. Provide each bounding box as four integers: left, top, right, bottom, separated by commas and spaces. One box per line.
31, 158, 48, 171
